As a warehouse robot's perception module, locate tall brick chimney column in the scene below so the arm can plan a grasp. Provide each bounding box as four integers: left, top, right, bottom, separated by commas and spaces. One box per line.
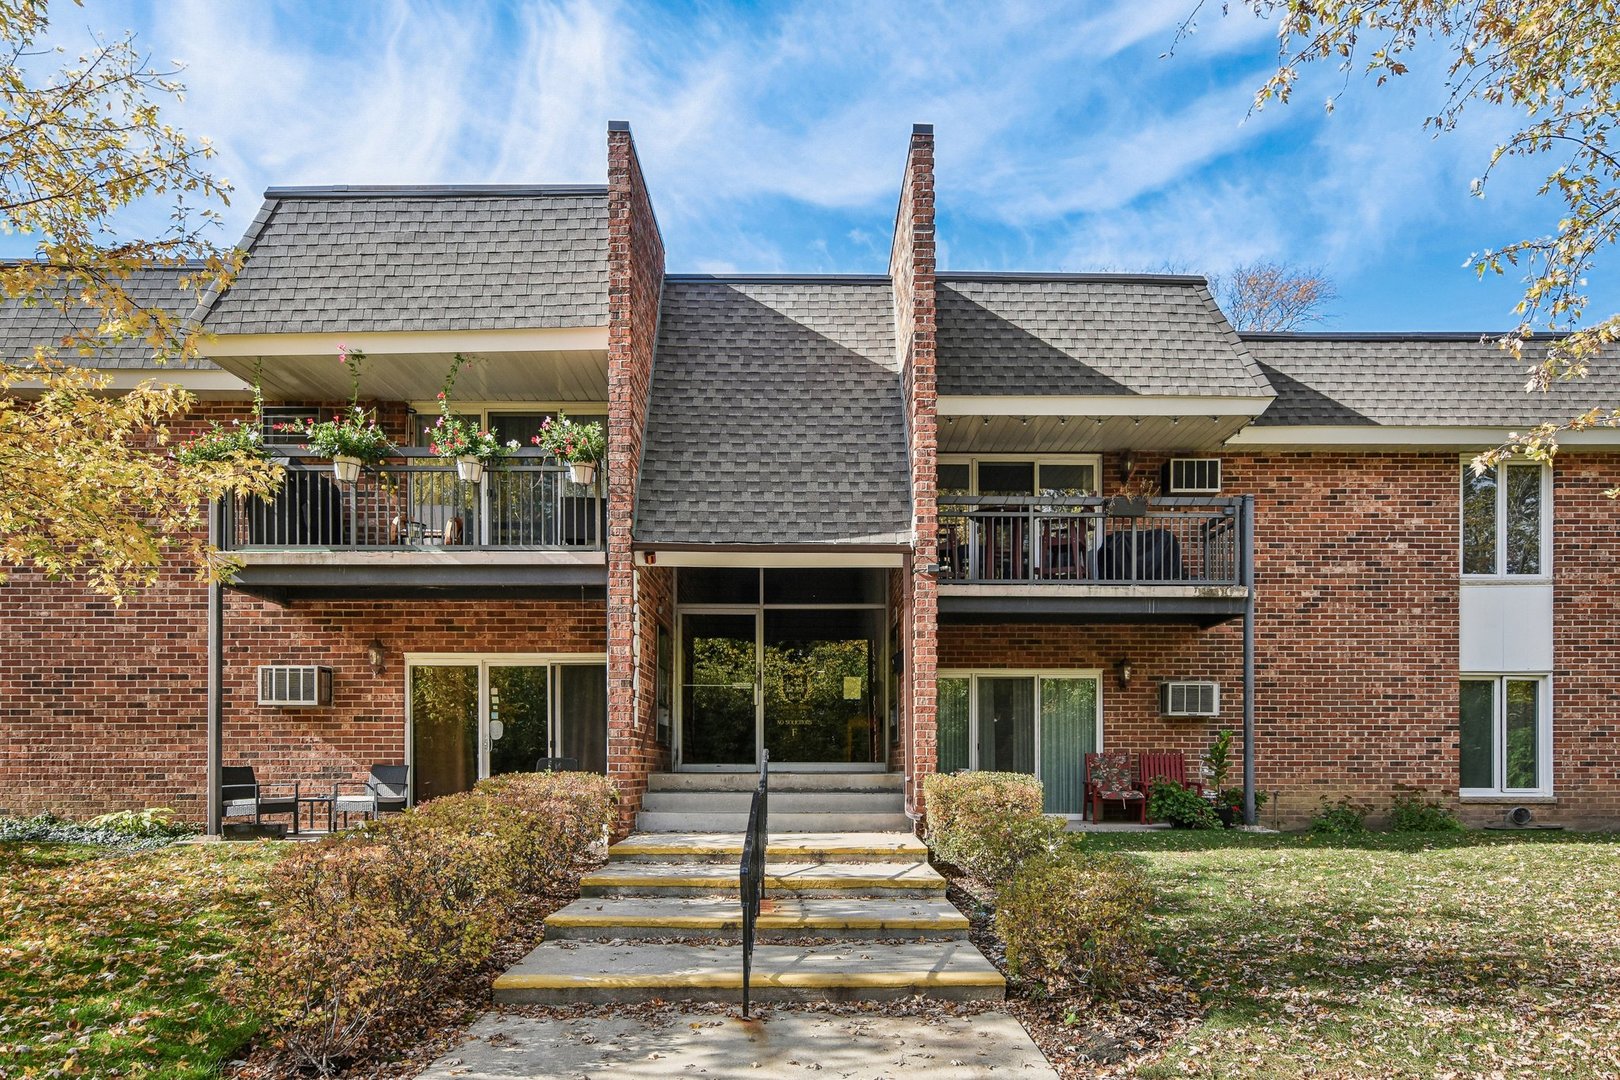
890, 124, 938, 824
606, 121, 665, 835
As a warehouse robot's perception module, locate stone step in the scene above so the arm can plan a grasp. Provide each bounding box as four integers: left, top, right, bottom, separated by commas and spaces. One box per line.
646, 771, 902, 793
544, 896, 969, 941
609, 831, 928, 865
640, 791, 904, 815
580, 860, 946, 898
493, 940, 1004, 1004
637, 811, 914, 833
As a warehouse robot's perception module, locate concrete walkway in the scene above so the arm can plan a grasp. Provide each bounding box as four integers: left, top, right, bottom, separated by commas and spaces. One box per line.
417, 1009, 1058, 1078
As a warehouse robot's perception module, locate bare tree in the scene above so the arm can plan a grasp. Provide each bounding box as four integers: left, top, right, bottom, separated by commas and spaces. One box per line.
1209, 260, 1337, 331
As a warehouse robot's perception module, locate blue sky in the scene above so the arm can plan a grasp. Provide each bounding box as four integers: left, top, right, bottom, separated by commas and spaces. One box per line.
47, 0, 1613, 331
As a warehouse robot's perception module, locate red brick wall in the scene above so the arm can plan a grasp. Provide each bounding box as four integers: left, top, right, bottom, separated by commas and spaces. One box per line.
890, 125, 939, 819
1549, 454, 1620, 825
606, 123, 666, 832
939, 452, 1466, 828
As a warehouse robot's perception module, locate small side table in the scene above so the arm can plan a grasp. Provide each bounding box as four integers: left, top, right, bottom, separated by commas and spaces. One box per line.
297, 793, 336, 833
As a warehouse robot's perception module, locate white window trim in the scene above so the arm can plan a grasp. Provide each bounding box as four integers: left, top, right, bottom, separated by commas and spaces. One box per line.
938, 454, 1103, 496
404, 652, 607, 802
407, 401, 609, 447
1459, 671, 1554, 798
1460, 457, 1552, 581
937, 670, 1103, 815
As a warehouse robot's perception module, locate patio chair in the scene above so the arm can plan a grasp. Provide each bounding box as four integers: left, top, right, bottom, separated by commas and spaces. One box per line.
1084, 751, 1146, 824
220, 766, 301, 835
534, 756, 581, 772
331, 764, 410, 828
1135, 751, 1203, 796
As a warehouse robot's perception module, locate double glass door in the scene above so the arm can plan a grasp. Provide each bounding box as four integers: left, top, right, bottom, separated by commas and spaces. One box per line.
679, 608, 882, 767
408, 658, 606, 803
937, 673, 1099, 814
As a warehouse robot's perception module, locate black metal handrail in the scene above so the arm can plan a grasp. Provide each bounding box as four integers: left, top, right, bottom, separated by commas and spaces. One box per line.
936, 494, 1247, 586
739, 750, 769, 1017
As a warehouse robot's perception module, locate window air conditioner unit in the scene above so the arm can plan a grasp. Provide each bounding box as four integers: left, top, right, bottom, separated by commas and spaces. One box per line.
1164, 458, 1222, 494
1160, 680, 1220, 718
257, 665, 333, 707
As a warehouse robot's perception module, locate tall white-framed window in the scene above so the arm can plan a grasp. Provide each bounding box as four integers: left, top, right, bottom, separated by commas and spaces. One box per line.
937, 455, 1102, 499
936, 670, 1101, 816
1461, 459, 1551, 578
1459, 673, 1553, 796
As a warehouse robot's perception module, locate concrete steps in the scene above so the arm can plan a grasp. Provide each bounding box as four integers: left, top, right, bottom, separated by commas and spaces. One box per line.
492, 940, 1003, 1004
493, 825, 1004, 1006
581, 859, 947, 898
544, 895, 969, 941
608, 831, 928, 865
637, 771, 908, 834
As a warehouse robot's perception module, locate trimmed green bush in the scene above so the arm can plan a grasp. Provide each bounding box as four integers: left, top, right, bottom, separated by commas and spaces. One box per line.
923, 771, 1066, 884
241, 771, 616, 1074
1147, 779, 1220, 829
1388, 789, 1464, 832
994, 850, 1154, 996
1310, 796, 1369, 835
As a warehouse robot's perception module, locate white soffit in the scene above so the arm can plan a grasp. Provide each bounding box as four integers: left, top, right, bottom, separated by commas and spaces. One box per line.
1226, 424, 1620, 449
634, 550, 906, 568
937, 394, 1275, 418
203, 325, 608, 357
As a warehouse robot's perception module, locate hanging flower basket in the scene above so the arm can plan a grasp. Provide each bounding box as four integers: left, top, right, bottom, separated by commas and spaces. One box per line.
569, 461, 598, 486
331, 455, 363, 485
456, 455, 484, 484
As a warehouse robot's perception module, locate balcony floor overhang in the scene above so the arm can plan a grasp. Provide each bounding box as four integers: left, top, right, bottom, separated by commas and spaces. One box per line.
225, 549, 606, 604
938, 583, 1250, 626
203, 327, 609, 402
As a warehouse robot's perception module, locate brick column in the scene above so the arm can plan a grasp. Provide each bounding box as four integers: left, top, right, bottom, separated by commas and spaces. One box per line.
890, 124, 938, 821
605, 121, 665, 835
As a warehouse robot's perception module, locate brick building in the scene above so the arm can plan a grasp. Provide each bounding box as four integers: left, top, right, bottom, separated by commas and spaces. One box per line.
2, 122, 1616, 833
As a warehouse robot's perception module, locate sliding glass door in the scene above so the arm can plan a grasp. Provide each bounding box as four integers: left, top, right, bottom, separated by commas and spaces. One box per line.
408, 656, 606, 803
936, 672, 1099, 814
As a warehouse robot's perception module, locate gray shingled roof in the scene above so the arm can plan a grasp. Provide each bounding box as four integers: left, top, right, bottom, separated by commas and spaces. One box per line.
636, 278, 910, 546
0, 265, 218, 370
936, 274, 1272, 399
196, 186, 609, 335
1244, 334, 1620, 426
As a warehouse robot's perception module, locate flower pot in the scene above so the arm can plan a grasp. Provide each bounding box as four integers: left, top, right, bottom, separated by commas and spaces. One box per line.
568, 461, 597, 486
1217, 804, 1236, 829
1108, 494, 1150, 516
331, 455, 362, 484
455, 455, 484, 484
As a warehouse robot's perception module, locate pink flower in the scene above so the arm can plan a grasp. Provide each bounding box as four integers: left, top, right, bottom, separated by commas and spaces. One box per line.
530, 435, 541, 446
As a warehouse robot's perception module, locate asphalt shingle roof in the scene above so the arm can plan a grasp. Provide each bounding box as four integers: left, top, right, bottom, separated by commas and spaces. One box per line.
636, 277, 910, 546
0, 265, 218, 370
196, 186, 609, 335
936, 274, 1272, 398
1244, 334, 1620, 426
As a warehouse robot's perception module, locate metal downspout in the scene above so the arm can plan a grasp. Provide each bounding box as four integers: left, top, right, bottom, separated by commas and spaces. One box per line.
1241, 494, 1257, 827
205, 499, 224, 836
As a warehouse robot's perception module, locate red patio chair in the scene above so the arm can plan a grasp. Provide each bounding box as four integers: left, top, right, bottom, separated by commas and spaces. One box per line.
1084, 751, 1146, 823
1135, 751, 1203, 797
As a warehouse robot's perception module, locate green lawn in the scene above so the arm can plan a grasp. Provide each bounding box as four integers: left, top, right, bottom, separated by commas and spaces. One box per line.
1084, 830, 1620, 1078
0, 840, 283, 1079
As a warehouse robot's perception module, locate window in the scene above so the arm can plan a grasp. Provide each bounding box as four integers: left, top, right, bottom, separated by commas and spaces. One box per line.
938, 457, 1101, 498
1460, 675, 1550, 795
261, 406, 322, 446
1462, 461, 1548, 576
409, 404, 607, 448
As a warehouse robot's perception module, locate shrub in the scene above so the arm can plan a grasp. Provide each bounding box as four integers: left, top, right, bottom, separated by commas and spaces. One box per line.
0, 809, 195, 850
1310, 796, 1369, 835
241, 771, 616, 1074
1147, 780, 1220, 829
994, 850, 1154, 996
923, 771, 1067, 884
1388, 789, 1464, 832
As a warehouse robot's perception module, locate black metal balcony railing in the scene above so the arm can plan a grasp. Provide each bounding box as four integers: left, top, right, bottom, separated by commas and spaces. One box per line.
937, 495, 1247, 586
223, 450, 605, 551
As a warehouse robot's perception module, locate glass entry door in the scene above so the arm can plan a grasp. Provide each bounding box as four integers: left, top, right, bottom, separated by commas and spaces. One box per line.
936, 673, 1098, 814
680, 613, 759, 766
408, 658, 607, 803
763, 608, 879, 764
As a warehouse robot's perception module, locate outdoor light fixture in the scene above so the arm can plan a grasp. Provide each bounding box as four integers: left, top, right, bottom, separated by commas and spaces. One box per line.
366, 638, 386, 677
1120, 451, 1136, 481
1117, 658, 1134, 687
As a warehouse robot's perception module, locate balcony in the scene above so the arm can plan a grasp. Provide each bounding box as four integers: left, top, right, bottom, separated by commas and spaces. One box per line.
936, 495, 1252, 625
220, 450, 607, 602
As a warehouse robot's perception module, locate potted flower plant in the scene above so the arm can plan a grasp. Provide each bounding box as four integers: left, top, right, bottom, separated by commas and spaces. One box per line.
426, 354, 517, 483
1108, 476, 1159, 517
276, 346, 393, 482
1203, 728, 1268, 827
173, 378, 273, 466
533, 412, 605, 486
